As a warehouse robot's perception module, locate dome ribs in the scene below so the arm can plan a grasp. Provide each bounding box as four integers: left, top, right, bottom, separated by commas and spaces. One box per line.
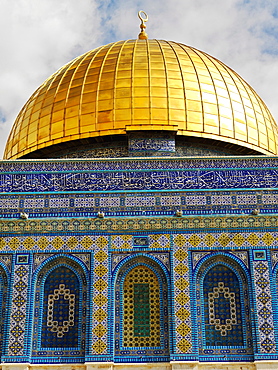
189, 47, 221, 137
176, 43, 205, 134
113, 40, 130, 132
163, 40, 187, 130
155, 40, 170, 127
4, 40, 278, 159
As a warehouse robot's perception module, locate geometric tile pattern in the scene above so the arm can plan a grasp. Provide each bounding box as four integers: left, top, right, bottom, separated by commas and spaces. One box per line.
3, 215, 278, 234
0, 227, 278, 362
91, 236, 109, 356
0, 267, 8, 358
173, 235, 192, 354
253, 260, 276, 353
5, 231, 278, 251
111, 235, 132, 250
2, 188, 278, 219
8, 264, 29, 356
0, 235, 108, 252
178, 232, 278, 249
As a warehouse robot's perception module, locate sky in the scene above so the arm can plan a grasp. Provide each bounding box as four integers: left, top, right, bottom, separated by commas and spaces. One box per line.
1, 0, 278, 158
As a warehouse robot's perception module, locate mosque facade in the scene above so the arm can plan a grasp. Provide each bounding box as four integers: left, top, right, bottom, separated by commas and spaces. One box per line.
1, 15, 278, 370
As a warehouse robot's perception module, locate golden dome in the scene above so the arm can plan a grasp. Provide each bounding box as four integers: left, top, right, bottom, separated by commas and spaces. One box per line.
4, 39, 278, 159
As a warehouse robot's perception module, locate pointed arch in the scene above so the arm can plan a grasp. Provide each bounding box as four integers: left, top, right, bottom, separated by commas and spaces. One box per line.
32, 255, 88, 362
113, 255, 170, 362
195, 254, 254, 360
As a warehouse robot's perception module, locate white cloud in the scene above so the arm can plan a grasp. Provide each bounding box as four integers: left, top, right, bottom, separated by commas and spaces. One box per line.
1, 0, 278, 157
0, 0, 102, 157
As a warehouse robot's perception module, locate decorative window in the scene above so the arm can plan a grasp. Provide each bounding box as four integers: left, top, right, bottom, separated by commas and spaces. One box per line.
114, 256, 169, 361
196, 255, 253, 359
123, 266, 160, 348
32, 257, 87, 361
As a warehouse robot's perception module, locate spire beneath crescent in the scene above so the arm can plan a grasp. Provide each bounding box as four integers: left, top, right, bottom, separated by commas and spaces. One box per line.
138, 10, 148, 39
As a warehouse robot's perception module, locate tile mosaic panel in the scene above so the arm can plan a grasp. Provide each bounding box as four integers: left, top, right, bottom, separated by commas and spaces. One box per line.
32, 256, 88, 360
173, 235, 192, 354
128, 137, 175, 153
2, 156, 278, 174
2, 215, 278, 234
271, 251, 278, 269
230, 251, 249, 268
41, 267, 80, 348
112, 253, 170, 273
91, 236, 109, 356
0, 264, 9, 358
195, 255, 254, 358
192, 251, 249, 271
8, 264, 30, 356
203, 265, 244, 347
192, 252, 211, 270
59, 146, 128, 159
253, 260, 276, 353
0, 231, 276, 252
2, 168, 278, 193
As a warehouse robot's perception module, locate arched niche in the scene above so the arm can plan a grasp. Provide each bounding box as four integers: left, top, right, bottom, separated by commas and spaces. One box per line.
114, 255, 170, 362
195, 254, 254, 361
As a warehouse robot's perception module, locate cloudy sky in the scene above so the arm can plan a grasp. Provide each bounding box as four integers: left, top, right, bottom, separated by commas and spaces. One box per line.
1, 0, 278, 158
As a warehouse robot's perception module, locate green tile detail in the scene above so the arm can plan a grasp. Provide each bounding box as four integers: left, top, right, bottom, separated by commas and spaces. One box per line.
134, 283, 150, 337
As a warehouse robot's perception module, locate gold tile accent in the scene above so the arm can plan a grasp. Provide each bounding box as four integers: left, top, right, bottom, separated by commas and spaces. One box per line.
93, 293, 108, 307
92, 339, 107, 354
262, 233, 274, 246
177, 338, 191, 353
176, 323, 191, 336
174, 263, 189, 276
93, 308, 107, 322
174, 249, 188, 261
93, 324, 107, 338
23, 237, 35, 250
